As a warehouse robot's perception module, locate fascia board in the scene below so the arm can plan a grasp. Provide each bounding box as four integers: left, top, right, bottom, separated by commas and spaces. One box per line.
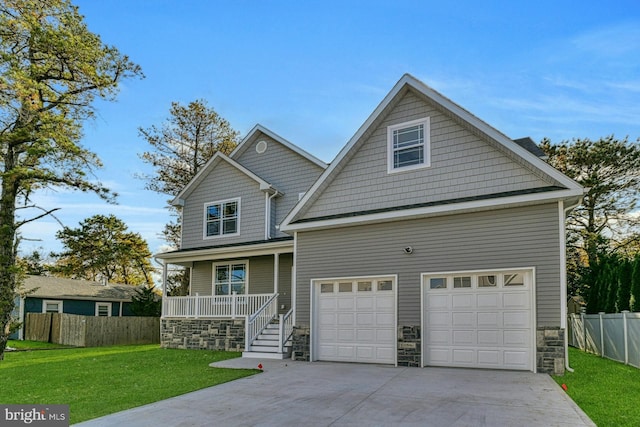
171, 152, 276, 205
155, 240, 294, 263
280, 188, 584, 232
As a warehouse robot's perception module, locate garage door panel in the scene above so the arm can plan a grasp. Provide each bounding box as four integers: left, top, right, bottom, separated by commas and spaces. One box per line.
319, 298, 337, 310
356, 312, 373, 325
503, 330, 529, 346
477, 350, 501, 366
376, 328, 394, 341
423, 269, 533, 371
503, 292, 528, 309
428, 329, 450, 345
376, 312, 395, 326
477, 330, 501, 346
477, 293, 501, 309
355, 297, 374, 310
452, 349, 475, 364
477, 312, 501, 328
375, 297, 394, 310
452, 330, 475, 345
452, 312, 475, 327
427, 294, 450, 310
338, 298, 355, 310
428, 311, 450, 327
428, 348, 451, 364
503, 311, 530, 328
452, 294, 474, 308
316, 277, 396, 365
356, 328, 374, 342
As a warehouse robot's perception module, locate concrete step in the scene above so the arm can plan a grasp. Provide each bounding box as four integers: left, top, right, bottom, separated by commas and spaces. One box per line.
242, 351, 290, 360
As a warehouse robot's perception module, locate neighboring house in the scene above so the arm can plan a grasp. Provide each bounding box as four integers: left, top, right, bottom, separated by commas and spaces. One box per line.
156, 74, 584, 375
11, 275, 141, 340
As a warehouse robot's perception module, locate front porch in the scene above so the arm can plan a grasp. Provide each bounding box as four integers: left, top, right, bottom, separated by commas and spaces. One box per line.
161, 293, 294, 359
156, 239, 296, 359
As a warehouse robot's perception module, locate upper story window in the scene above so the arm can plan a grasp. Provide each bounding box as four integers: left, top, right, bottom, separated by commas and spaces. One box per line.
204, 198, 240, 238
387, 117, 430, 173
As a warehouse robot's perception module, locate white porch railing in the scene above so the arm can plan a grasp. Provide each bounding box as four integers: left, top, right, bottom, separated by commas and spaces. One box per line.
245, 293, 279, 351
163, 293, 275, 319
279, 308, 294, 353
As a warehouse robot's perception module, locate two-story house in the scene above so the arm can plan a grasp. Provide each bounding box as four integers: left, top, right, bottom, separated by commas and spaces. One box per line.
156, 74, 584, 375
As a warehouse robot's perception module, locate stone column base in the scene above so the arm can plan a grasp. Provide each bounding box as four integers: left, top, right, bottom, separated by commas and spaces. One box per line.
537, 327, 565, 375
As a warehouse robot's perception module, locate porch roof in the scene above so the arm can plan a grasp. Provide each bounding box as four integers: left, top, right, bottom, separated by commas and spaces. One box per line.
155, 237, 293, 265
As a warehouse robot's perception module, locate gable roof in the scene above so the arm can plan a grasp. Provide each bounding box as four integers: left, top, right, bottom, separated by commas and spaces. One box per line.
20, 275, 142, 302
514, 137, 547, 158
281, 74, 583, 231
230, 124, 327, 168
172, 151, 278, 206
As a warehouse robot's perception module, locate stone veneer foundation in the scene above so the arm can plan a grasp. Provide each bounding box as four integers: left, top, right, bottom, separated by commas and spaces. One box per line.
397, 325, 421, 367
161, 318, 245, 351
537, 326, 565, 375
288, 323, 566, 375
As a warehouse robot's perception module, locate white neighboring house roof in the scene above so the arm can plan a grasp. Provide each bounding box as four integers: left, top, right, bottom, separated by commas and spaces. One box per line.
230, 124, 327, 169
172, 151, 279, 206
19, 275, 142, 302
280, 73, 584, 231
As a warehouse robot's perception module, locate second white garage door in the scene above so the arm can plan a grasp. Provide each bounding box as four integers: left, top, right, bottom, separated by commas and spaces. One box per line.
315, 276, 396, 364
422, 269, 534, 371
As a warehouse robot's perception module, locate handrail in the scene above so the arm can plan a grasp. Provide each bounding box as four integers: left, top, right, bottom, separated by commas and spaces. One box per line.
279, 308, 294, 353
245, 293, 279, 351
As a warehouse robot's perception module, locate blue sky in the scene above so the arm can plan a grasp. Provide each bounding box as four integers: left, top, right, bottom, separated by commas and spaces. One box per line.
20, 0, 640, 264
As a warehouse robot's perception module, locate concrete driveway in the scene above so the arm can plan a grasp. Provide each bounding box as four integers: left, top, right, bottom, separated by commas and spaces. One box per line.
77, 358, 594, 427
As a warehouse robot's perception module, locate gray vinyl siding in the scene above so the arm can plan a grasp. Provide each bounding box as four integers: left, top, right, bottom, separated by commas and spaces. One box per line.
181, 160, 265, 249
295, 203, 561, 328
300, 89, 553, 220
248, 256, 274, 294
278, 254, 293, 313
233, 133, 325, 237
191, 261, 213, 295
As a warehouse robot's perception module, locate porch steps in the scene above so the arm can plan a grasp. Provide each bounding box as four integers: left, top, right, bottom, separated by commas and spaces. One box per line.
242, 321, 292, 360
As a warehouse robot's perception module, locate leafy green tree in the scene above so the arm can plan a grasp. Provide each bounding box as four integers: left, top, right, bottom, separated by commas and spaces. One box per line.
51, 215, 153, 286
138, 100, 239, 294
130, 285, 161, 317
16, 249, 49, 275
542, 136, 640, 272
0, 0, 142, 359
631, 257, 640, 311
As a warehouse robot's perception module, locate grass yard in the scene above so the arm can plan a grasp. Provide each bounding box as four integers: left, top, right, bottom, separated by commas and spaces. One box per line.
7, 340, 71, 350
554, 347, 640, 427
0, 344, 259, 424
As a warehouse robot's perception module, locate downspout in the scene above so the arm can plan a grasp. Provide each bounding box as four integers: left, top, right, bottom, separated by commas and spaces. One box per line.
561, 197, 582, 373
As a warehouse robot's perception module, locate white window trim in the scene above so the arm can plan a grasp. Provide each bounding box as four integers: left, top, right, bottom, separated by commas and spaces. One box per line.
387, 117, 431, 174
42, 300, 63, 313
211, 260, 249, 296
203, 197, 241, 239
95, 302, 112, 317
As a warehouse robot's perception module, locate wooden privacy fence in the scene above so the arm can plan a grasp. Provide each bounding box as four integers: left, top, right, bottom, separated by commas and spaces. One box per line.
25, 313, 160, 347
567, 311, 640, 369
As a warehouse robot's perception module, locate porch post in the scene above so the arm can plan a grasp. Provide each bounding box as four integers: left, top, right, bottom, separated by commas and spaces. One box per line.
161, 261, 168, 317
274, 253, 280, 295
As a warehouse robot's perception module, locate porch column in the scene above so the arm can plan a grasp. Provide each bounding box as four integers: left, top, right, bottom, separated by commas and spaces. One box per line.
274, 253, 280, 296
161, 261, 168, 317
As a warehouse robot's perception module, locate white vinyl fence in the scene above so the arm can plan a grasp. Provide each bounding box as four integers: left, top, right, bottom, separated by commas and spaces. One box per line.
567, 311, 640, 369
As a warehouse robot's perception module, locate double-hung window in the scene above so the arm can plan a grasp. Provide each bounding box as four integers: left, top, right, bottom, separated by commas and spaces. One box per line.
95, 302, 112, 317
204, 198, 239, 238
387, 117, 430, 173
43, 300, 63, 313
213, 262, 247, 295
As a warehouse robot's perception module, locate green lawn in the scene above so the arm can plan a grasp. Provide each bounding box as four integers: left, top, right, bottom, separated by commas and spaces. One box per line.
0, 344, 259, 424
554, 347, 640, 427
7, 339, 72, 350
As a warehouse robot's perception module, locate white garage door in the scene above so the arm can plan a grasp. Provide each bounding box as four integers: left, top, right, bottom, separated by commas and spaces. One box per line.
315, 277, 396, 364
423, 270, 534, 371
